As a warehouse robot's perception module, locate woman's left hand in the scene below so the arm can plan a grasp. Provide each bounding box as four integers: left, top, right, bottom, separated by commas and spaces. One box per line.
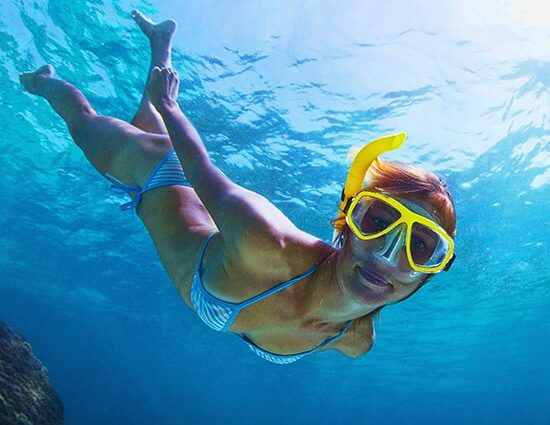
146, 66, 180, 111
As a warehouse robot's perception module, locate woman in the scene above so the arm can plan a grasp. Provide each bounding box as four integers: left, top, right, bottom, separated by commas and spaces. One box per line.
20, 11, 456, 364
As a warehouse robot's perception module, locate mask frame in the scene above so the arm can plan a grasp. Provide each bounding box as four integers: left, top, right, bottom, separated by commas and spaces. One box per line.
345, 191, 455, 273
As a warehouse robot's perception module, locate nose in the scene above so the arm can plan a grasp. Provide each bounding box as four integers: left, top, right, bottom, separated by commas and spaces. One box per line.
375, 223, 406, 265
373, 223, 423, 279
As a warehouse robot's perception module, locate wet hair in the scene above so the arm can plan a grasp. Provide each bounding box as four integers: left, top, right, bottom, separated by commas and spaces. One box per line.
330, 158, 456, 238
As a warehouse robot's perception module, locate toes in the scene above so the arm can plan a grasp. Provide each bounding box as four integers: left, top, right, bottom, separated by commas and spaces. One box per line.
131, 9, 143, 20
132, 9, 153, 25
131, 9, 155, 35
38, 64, 54, 76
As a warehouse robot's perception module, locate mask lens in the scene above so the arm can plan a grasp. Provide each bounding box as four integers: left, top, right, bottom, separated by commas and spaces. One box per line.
351, 195, 401, 236
410, 223, 450, 267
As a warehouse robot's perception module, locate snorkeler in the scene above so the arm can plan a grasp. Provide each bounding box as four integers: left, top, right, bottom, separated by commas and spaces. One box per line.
20, 10, 456, 364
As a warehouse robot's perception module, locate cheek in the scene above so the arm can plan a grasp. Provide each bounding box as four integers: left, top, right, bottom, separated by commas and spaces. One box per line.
394, 277, 426, 300
336, 247, 356, 280
398, 271, 424, 285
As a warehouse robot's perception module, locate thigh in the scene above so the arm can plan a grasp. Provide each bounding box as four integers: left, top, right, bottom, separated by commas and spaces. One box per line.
138, 187, 218, 305
75, 114, 218, 301
75, 114, 171, 186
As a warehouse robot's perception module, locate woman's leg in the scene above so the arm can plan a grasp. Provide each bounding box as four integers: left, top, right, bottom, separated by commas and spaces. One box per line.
129, 10, 177, 134
19, 65, 166, 186
19, 10, 182, 182
19, 65, 217, 295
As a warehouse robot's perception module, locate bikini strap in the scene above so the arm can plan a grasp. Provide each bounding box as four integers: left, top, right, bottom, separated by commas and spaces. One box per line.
197, 232, 219, 277
104, 173, 142, 211
309, 320, 353, 353
105, 150, 189, 212
236, 262, 321, 309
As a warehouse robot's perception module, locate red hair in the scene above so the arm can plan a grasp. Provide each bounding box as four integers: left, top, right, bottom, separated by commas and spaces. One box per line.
331, 159, 456, 237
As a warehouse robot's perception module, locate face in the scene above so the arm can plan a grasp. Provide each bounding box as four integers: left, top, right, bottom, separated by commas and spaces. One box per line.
337, 195, 439, 308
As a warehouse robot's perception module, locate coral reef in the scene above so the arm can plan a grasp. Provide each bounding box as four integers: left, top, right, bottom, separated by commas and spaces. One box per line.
0, 320, 63, 425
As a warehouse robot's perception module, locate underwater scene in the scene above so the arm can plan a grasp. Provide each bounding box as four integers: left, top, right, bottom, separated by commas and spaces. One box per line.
0, 0, 548, 424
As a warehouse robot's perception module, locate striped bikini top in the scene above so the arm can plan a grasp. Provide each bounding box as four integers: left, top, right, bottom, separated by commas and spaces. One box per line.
191, 232, 353, 364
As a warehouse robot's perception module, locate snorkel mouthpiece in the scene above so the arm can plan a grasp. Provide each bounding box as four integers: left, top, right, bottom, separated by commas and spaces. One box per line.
338, 132, 406, 219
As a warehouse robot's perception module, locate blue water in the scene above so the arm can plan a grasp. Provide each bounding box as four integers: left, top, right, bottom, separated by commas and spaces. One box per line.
1, 0, 549, 424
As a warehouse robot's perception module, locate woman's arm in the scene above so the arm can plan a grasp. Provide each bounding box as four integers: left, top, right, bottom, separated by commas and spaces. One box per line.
146, 67, 300, 257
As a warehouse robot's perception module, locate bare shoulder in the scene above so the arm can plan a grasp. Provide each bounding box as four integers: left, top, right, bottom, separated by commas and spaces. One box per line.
224, 222, 333, 282
205, 217, 334, 303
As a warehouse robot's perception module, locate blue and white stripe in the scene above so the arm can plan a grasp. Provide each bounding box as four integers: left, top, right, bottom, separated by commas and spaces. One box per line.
190, 232, 353, 364
105, 150, 190, 211
241, 320, 353, 364
191, 275, 233, 331
142, 150, 189, 192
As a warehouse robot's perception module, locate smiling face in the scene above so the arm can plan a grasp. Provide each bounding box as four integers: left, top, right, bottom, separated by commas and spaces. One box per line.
330, 158, 456, 309
336, 195, 440, 308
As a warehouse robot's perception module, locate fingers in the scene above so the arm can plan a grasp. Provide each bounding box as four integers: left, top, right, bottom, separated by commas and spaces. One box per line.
150, 66, 178, 79
146, 66, 180, 108
150, 66, 162, 80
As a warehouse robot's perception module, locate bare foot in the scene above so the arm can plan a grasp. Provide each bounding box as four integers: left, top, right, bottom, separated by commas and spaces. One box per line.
19, 64, 55, 95
131, 10, 177, 44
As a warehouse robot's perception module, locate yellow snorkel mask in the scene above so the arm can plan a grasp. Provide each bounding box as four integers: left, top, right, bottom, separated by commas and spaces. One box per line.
337, 132, 456, 273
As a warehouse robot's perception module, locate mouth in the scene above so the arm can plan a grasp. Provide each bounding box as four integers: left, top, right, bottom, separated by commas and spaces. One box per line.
358, 267, 393, 289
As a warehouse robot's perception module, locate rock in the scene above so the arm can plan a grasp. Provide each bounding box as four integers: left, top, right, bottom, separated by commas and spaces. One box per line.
0, 320, 63, 425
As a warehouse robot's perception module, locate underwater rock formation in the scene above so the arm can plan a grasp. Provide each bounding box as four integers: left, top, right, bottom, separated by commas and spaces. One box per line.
0, 320, 63, 425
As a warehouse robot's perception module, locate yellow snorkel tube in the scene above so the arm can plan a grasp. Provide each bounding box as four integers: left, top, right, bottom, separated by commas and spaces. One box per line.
337, 132, 407, 219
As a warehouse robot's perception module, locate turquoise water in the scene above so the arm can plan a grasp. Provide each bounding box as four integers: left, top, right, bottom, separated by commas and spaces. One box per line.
1, 0, 549, 424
